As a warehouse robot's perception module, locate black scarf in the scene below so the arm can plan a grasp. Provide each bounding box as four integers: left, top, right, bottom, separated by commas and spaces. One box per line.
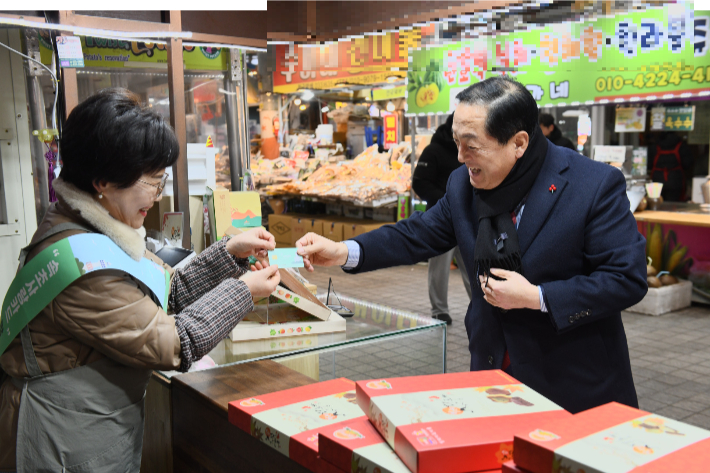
473, 128, 548, 285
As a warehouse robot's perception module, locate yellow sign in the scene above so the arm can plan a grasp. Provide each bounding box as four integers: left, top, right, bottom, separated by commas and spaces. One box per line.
372, 85, 406, 101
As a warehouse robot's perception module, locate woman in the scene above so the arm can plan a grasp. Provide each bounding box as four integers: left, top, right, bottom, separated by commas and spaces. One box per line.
0, 88, 280, 472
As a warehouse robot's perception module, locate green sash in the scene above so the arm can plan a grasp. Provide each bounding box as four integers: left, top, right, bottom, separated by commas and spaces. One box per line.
1, 233, 170, 356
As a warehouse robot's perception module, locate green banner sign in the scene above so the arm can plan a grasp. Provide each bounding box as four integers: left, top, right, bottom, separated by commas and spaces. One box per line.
38, 32, 228, 71
407, 4, 710, 115
664, 106, 696, 130
1, 234, 169, 355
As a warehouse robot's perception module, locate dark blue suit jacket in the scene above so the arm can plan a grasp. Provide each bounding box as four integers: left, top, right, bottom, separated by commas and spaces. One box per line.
348, 141, 648, 414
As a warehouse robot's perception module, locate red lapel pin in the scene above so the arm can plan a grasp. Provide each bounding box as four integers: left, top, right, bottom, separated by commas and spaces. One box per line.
549, 184, 557, 194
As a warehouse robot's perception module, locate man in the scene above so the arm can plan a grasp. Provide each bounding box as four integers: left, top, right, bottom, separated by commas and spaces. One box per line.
413, 113, 472, 325
297, 76, 647, 414
539, 113, 576, 150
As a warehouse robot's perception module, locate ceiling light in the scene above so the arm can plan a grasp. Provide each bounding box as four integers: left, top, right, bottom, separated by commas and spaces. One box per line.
386, 101, 396, 112
299, 104, 307, 111
301, 90, 315, 101
294, 98, 302, 105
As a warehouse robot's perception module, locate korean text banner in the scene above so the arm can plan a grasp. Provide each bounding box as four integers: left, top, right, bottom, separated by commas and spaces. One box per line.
273, 28, 430, 93
407, 4, 710, 115
38, 32, 229, 71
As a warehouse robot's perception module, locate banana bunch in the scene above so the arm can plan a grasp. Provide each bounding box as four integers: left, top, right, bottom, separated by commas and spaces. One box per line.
646, 223, 693, 276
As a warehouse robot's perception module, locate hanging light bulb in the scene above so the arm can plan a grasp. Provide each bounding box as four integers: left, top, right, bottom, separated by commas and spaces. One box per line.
299, 104, 307, 111
386, 101, 396, 112
294, 98, 302, 105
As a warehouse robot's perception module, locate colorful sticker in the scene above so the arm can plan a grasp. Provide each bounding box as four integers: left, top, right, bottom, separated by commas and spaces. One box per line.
241, 398, 265, 407
366, 380, 393, 390
334, 426, 365, 440
529, 429, 561, 442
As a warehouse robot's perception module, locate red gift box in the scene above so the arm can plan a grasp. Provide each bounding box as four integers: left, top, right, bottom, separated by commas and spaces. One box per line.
319, 416, 413, 473
514, 402, 710, 473
355, 371, 571, 473
228, 378, 364, 472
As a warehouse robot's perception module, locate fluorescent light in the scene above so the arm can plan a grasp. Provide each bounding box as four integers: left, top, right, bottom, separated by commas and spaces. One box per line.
0, 16, 191, 40
183, 41, 266, 52
321, 106, 330, 113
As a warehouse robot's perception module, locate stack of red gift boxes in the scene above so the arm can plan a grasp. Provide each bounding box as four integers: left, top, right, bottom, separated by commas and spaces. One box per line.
228, 372, 710, 473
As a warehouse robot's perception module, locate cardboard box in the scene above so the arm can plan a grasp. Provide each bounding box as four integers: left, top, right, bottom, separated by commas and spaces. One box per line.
342, 221, 393, 240
319, 217, 345, 241
626, 280, 693, 316
291, 216, 324, 245
228, 379, 364, 472
514, 402, 710, 473
356, 371, 571, 473
269, 213, 293, 245
231, 267, 344, 341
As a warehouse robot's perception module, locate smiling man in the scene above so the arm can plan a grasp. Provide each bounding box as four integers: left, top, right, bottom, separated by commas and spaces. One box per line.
296, 76, 648, 414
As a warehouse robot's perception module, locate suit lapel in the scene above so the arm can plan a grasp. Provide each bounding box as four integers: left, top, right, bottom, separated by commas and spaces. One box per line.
517, 146, 570, 256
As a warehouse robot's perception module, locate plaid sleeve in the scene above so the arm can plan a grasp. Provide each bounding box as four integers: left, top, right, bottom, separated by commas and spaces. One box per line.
173, 278, 254, 372
169, 237, 249, 314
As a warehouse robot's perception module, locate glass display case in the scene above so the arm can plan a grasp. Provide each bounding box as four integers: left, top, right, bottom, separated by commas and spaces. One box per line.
158, 294, 446, 382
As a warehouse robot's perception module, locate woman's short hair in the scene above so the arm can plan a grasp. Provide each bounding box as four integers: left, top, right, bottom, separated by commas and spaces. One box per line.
455, 76, 539, 145
59, 88, 179, 194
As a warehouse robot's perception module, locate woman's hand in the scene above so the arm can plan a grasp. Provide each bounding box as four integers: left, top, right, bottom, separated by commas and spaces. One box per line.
227, 228, 276, 259
239, 265, 281, 298
296, 233, 349, 272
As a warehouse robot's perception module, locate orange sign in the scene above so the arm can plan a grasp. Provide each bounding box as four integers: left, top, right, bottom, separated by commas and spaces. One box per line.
273, 29, 428, 93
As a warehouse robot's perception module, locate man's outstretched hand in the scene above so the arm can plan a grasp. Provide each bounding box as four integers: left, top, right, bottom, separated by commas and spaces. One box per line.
296, 233, 349, 272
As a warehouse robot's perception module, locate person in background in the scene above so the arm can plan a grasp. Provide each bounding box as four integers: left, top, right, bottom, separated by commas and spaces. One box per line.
412, 114, 472, 325
648, 132, 693, 202
539, 113, 576, 151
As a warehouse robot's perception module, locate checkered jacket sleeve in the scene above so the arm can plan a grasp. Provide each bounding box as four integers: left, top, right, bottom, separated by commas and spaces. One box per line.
168, 237, 249, 314
173, 278, 253, 372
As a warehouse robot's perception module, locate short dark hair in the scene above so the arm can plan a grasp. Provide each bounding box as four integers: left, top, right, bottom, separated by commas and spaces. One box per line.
59, 88, 179, 195
455, 76, 538, 145
539, 113, 555, 127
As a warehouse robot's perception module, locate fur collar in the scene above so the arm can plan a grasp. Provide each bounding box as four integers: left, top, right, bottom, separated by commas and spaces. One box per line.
52, 178, 147, 261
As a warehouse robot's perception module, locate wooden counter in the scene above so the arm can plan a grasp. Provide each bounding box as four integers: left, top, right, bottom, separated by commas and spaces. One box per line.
171, 360, 316, 473
634, 210, 710, 228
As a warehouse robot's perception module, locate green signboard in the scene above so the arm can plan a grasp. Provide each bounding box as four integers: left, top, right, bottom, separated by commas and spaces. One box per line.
38, 33, 228, 71
407, 4, 710, 115
664, 106, 696, 130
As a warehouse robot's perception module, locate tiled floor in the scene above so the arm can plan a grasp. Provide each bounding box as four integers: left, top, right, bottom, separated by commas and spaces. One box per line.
303, 262, 710, 429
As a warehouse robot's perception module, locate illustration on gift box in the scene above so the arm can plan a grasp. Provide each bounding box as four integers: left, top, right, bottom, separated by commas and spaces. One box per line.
210, 189, 261, 239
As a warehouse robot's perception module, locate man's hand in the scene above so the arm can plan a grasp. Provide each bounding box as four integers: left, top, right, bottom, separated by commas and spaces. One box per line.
239, 265, 280, 298
479, 269, 541, 311
226, 228, 276, 259
296, 233, 349, 272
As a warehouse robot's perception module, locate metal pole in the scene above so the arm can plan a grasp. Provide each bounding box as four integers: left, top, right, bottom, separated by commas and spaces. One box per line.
223, 55, 242, 191
241, 51, 251, 173
22, 29, 50, 224
410, 116, 417, 208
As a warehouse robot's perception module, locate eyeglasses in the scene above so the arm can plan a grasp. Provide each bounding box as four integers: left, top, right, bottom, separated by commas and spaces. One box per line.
137, 173, 169, 198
